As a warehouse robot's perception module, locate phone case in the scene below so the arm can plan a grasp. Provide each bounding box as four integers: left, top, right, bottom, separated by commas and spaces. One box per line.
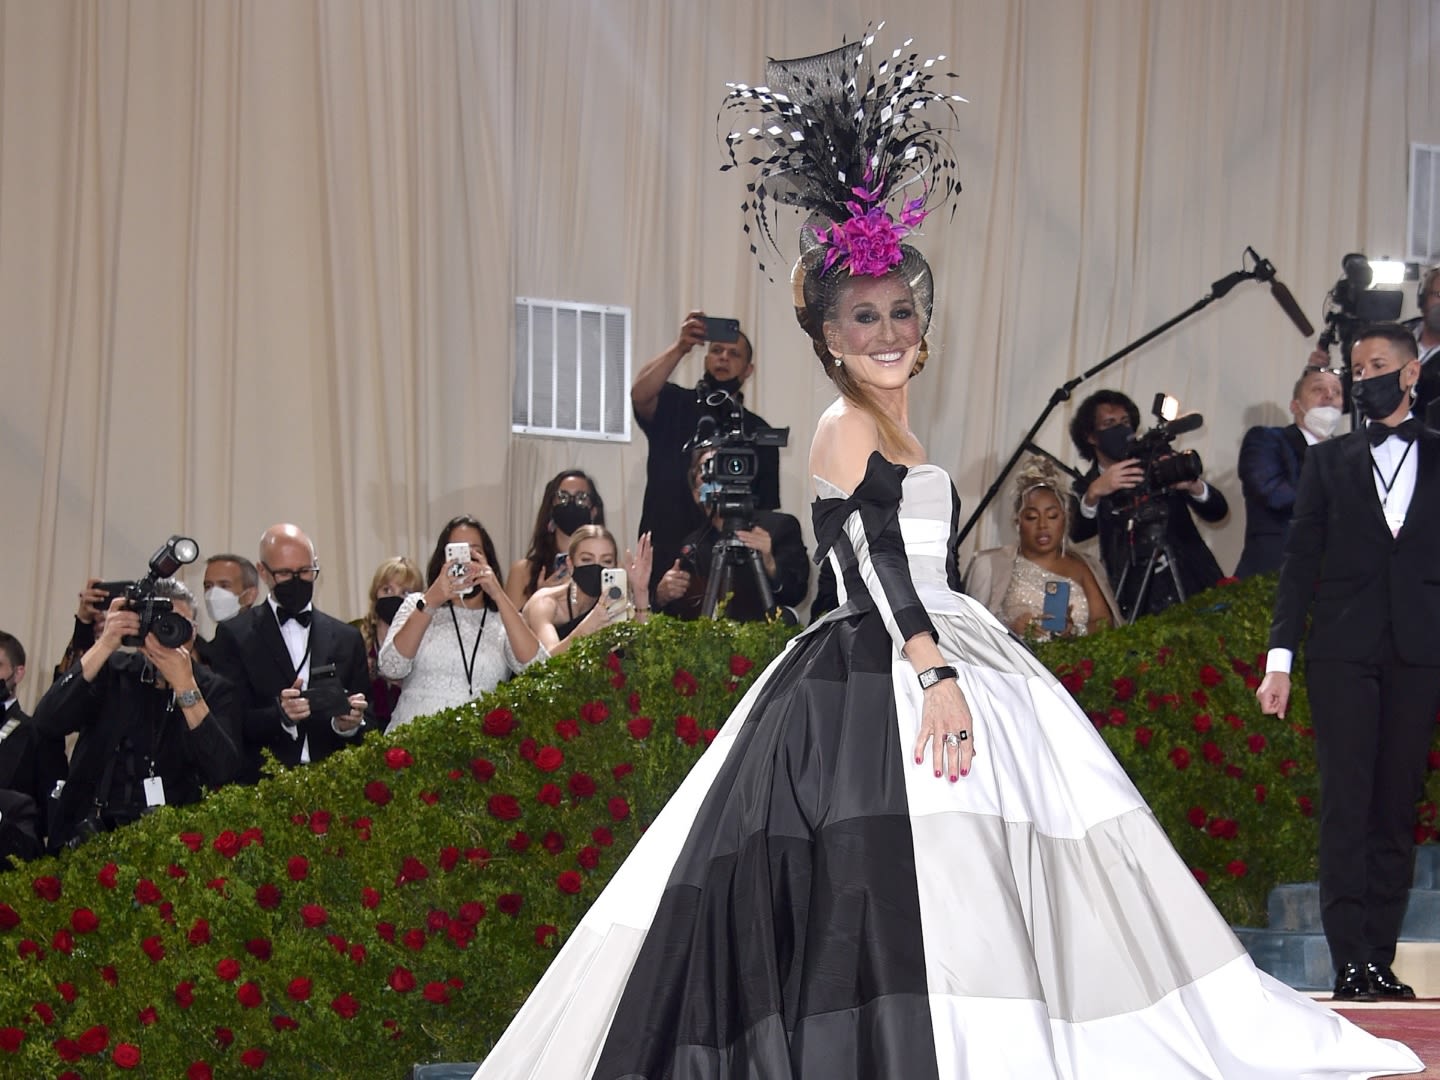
600, 568, 629, 621
1041, 580, 1070, 633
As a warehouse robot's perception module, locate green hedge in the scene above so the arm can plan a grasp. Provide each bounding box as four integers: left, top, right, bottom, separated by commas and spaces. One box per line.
1, 585, 1436, 1075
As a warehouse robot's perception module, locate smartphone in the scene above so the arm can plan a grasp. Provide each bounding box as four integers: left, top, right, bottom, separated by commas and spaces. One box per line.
445, 542, 471, 579
553, 552, 569, 577
95, 581, 135, 610
300, 663, 350, 719
600, 567, 629, 622
1041, 580, 1070, 634
701, 316, 740, 344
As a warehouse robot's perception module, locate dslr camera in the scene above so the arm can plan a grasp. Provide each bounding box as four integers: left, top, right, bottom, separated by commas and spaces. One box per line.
121, 535, 200, 649
1114, 394, 1204, 514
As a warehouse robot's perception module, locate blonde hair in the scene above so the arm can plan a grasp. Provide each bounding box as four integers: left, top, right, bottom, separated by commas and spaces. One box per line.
1012, 458, 1069, 535
362, 556, 423, 653
567, 525, 618, 562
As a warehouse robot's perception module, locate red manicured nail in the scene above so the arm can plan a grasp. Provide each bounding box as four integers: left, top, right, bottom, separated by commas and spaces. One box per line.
915, 756, 923, 764
949, 774, 957, 783
960, 768, 969, 777
934, 769, 941, 777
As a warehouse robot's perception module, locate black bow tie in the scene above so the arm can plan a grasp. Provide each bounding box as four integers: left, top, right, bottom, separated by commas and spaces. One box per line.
276, 607, 311, 628
1368, 418, 1424, 447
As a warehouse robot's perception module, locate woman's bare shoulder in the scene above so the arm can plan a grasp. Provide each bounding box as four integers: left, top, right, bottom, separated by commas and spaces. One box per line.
810, 402, 882, 495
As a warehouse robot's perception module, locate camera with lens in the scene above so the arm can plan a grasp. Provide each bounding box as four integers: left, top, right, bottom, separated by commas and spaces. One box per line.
1114, 394, 1205, 516
1316, 253, 1404, 357
694, 427, 789, 535
121, 535, 200, 649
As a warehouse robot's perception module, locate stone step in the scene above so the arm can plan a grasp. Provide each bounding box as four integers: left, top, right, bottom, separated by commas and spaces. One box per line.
1234, 928, 1334, 991
1415, 844, 1440, 890
409, 1066, 479, 1080
1266, 883, 1440, 938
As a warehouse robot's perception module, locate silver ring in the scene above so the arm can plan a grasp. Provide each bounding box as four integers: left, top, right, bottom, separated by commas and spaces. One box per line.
943, 732, 962, 747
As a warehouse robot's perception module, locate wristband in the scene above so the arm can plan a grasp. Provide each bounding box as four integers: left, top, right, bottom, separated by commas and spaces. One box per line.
414, 597, 427, 614
916, 665, 958, 691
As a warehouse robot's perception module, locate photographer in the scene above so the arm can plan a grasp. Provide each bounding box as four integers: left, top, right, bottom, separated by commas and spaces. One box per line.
1402, 265, 1440, 425
654, 448, 808, 621
0, 630, 65, 860
632, 311, 781, 595
31, 581, 239, 849
1068, 389, 1228, 620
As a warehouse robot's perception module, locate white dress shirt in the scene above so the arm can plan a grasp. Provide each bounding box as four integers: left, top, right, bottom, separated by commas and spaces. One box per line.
269, 595, 315, 763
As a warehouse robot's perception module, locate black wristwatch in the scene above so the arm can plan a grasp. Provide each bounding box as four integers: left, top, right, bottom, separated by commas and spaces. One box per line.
414, 597, 427, 614
917, 665, 958, 690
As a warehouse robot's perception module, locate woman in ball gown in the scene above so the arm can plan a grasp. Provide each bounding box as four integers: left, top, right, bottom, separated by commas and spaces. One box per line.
472, 32, 1420, 1080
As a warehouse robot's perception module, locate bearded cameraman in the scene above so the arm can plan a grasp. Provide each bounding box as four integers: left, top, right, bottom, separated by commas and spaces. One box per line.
31, 578, 239, 849
1068, 389, 1229, 620
632, 311, 782, 598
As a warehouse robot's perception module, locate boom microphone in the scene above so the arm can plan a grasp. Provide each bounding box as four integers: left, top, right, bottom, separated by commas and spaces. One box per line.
1246, 247, 1315, 337
1164, 412, 1205, 437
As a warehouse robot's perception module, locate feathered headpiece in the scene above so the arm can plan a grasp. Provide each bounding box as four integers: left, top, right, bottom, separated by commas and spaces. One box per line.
719, 23, 965, 280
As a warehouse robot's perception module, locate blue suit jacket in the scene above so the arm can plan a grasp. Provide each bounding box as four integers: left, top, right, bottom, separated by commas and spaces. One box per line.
1234, 423, 1308, 578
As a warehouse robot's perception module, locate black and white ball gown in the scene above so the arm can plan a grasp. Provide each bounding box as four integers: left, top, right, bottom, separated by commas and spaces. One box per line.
473, 453, 1420, 1079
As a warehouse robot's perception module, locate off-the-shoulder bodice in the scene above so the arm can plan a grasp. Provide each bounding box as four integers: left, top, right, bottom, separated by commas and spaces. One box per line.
813, 464, 955, 593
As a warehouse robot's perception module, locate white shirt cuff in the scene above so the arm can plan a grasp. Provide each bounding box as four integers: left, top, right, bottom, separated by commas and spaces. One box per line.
1078, 493, 1099, 519
331, 718, 362, 738
1191, 481, 1210, 502
1265, 648, 1293, 675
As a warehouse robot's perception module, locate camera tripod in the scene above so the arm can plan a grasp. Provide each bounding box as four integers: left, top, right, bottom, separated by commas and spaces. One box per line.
1112, 508, 1186, 624
700, 529, 776, 620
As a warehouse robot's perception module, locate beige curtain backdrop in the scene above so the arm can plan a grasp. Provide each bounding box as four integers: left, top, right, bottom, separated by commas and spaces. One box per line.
2, 0, 1437, 711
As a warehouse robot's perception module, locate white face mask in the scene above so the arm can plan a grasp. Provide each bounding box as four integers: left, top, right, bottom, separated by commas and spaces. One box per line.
1301, 405, 1342, 440
205, 586, 244, 624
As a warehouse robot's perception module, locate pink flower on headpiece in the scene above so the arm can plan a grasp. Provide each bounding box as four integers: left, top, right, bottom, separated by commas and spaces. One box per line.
813, 184, 929, 278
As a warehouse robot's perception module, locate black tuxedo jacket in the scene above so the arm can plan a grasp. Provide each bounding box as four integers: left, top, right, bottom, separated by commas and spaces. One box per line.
1235, 423, 1309, 579
209, 604, 376, 783
1269, 427, 1440, 666
0, 701, 67, 820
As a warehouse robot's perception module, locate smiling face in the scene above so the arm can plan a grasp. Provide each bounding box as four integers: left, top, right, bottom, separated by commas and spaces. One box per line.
1017, 486, 1065, 558
823, 274, 922, 391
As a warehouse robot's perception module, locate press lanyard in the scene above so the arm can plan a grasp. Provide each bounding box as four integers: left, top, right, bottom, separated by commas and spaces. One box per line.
1372, 440, 1415, 507
449, 604, 487, 694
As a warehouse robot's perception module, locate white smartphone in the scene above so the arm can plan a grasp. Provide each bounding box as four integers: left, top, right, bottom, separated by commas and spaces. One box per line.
445, 542, 472, 579
600, 567, 629, 621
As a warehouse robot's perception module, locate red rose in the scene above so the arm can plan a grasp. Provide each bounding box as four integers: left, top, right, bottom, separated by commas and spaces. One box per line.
1255, 784, 1268, 804
236, 981, 262, 1008
423, 981, 452, 1004
1191, 689, 1208, 707
175, 981, 196, 1008
309, 809, 332, 834
605, 651, 623, 673
77, 1024, 109, 1054
627, 716, 653, 739
272, 1015, 298, 1031
1201, 741, 1224, 765
536, 784, 562, 807
581, 700, 610, 725
540, 831, 564, 855
187, 919, 210, 947
627, 691, 642, 714
483, 707, 516, 736
113, 1042, 141, 1068
143, 934, 166, 961
403, 928, 426, 951
608, 797, 630, 821
1298, 796, 1315, 817
349, 942, 366, 965
1225, 713, 1244, 730
488, 794, 522, 820
1112, 676, 1136, 701
1428, 750, 1440, 771
375, 922, 396, 942
361, 887, 381, 909
458, 901, 486, 924
0, 1027, 23, 1052
466, 847, 490, 866
1226, 859, 1248, 877
1280, 759, 1299, 777
94, 862, 118, 890
448, 921, 475, 948
535, 924, 558, 947
1247, 733, 1268, 754
498, 893, 523, 916
331, 992, 360, 1019
57, 982, 77, 1003
426, 909, 450, 932
167, 863, 188, 879
54, 1037, 82, 1062
1060, 672, 1085, 695
535, 746, 564, 772
520, 737, 538, 761
675, 714, 700, 745
215, 1028, 234, 1047
286, 977, 312, 1002
379, 966, 416, 997
287, 855, 310, 881
32, 876, 62, 902
134, 879, 162, 905
100, 965, 118, 985
470, 758, 496, 782
352, 816, 373, 840
1168, 748, 1191, 771
1106, 708, 1127, 727
52, 930, 73, 955
240, 1048, 267, 1069
439, 846, 460, 872
1134, 726, 1154, 748
555, 719, 580, 741
1192, 714, 1212, 734
1198, 664, 1224, 686
672, 669, 698, 696
244, 938, 272, 960
557, 870, 584, 894
206, 877, 227, 893
137, 1006, 157, 1026
70, 908, 99, 934
385, 746, 414, 769
364, 780, 393, 805
1192, 867, 1210, 885
18, 938, 43, 961
213, 830, 243, 858
591, 826, 614, 847
301, 904, 328, 928
216, 957, 241, 982
188, 1063, 213, 1080
567, 772, 597, 799
702, 728, 719, 745
728, 653, 755, 677
397, 856, 430, 884
255, 883, 282, 909
33, 1002, 54, 1025
0, 903, 18, 929
579, 845, 600, 869
1206, 818, 1239, 840
1187, 806, 1207, 828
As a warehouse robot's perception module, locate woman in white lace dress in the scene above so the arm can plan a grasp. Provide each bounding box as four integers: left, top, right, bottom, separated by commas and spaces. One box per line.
378, 516, 544, 731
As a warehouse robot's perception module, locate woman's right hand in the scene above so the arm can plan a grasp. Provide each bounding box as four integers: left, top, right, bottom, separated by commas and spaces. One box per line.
913, 678, 975, 782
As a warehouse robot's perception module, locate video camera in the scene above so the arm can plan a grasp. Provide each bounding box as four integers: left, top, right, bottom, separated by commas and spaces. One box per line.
688, 395, 789, 534
121, 535, 200, 649
1113, 394, 1205, 518
1317, 253, 1404, 357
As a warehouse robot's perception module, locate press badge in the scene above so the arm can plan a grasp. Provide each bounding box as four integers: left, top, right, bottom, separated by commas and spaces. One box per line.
143, 776, 167, 807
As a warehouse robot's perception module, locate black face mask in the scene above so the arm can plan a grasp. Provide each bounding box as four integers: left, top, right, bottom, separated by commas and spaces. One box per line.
571, 563, 604, 598
700, 371, 744, 399
1095, 424, 1134, 462
550, 501, 593, 536
270, 576, 314, 613
1351, 369, 1409, 423
374, 595, 405, 624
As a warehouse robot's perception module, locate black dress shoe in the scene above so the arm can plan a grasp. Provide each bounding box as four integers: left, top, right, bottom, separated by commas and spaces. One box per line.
1332, 962, 1376, 1002
1365, 963, 1416, 1000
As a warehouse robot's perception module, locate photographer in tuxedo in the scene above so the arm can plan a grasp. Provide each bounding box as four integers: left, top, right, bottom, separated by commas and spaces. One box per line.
209, 523, 374, 784
1257, 323, 1440, 1003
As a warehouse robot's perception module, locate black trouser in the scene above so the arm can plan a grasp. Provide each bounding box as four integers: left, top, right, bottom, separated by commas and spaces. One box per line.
1307, 644, 1440, 971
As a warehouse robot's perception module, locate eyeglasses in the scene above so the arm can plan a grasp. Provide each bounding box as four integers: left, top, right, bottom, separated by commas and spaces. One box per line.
263, 563, 320, 584
554, 491, 593, 508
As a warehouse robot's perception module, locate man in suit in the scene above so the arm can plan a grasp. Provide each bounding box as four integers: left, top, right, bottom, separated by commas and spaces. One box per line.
1067, 390, 1229, 621
1402, 265, 1440, 427
1234, 365, 1344, 578
194, 553, 260, 667
1257, 322, 1440, 1002
209, 523, 374, 784
0, 630, 64, 859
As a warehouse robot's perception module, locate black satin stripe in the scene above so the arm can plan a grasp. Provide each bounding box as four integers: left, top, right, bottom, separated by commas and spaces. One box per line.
594, 616, 937, 1079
